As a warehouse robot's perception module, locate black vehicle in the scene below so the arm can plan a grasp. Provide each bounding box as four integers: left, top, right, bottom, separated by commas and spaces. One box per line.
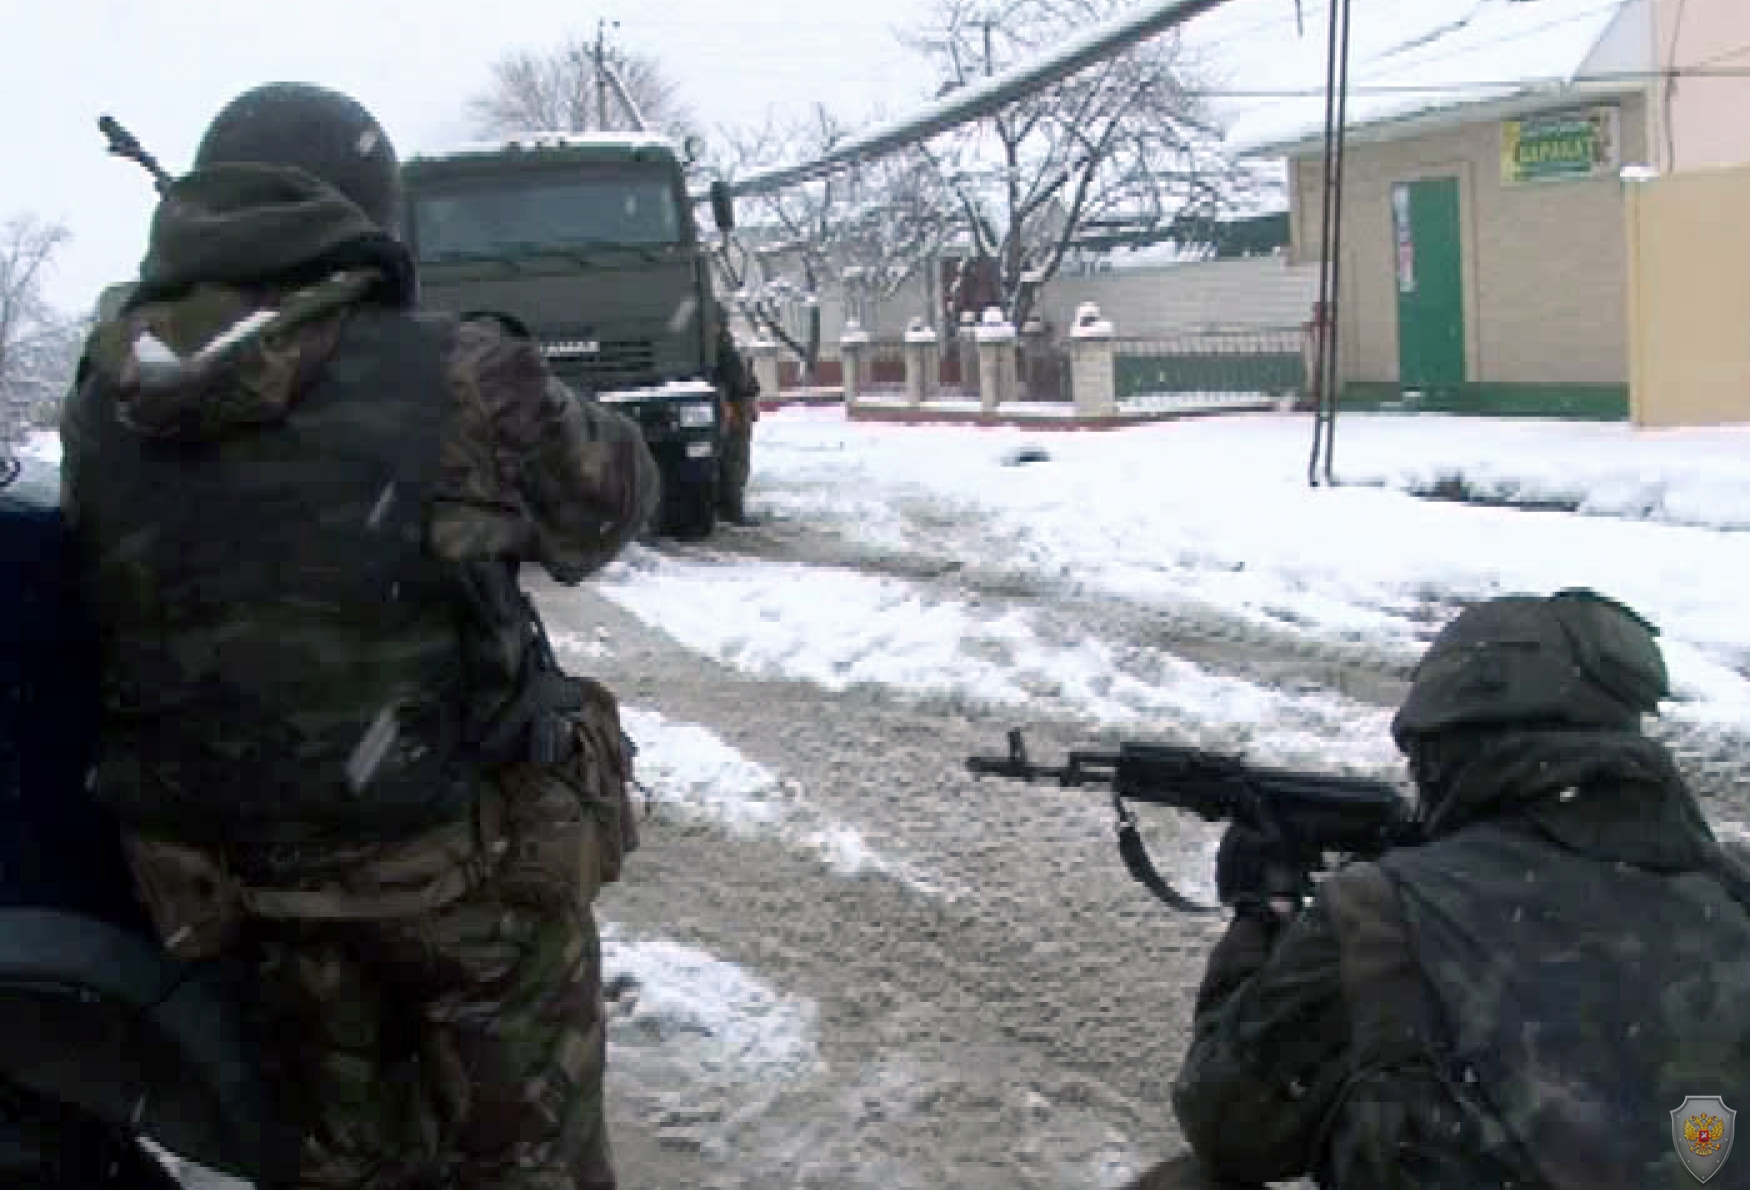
0, 452, 289, 1187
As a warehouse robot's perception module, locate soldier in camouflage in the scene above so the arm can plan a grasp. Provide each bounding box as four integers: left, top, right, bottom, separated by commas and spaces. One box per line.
1159, 589, 1750, 1189
58, 82, 659, 1190
711, 303, 759, 525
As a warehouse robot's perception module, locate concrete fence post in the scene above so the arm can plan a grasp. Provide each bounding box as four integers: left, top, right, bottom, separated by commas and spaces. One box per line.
1068, 302, 1118, 418
958, 310, 980, 396
839, 320, 872, 408
974, 307, 1018, 413
747, 336, 782, 401
902, 318, 940, 406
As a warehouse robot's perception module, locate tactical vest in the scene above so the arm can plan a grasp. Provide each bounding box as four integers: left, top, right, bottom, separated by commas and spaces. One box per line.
70, 307, 485, 848
1321, 823, 1750, 1190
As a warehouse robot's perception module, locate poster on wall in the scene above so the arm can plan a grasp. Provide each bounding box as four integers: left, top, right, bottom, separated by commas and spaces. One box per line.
1500, 104, 1621, 184
1392, 183, 1415, 294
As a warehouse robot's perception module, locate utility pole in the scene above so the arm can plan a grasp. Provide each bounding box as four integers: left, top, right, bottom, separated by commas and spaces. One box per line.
593, 18, 619, 131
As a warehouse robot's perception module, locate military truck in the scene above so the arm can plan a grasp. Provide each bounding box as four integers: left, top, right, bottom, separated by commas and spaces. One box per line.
401, 134, 741, 539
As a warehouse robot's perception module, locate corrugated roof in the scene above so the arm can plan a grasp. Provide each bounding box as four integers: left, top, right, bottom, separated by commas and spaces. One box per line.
1216, 0, 1643, 156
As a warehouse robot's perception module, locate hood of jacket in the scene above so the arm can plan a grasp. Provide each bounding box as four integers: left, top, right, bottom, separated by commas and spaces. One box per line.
81, 163, 419, 443
1424, 727, 1717, 873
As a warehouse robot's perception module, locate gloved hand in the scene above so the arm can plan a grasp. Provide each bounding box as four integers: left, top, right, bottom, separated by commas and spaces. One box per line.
1214, 823, 1304, 925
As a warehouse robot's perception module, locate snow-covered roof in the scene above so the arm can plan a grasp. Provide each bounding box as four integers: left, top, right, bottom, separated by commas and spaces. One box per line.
408, 130, 682, 164
1220, 0, 1646, 158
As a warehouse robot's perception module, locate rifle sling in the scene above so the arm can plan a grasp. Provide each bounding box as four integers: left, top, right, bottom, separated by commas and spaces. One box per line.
1113, 794, 1221, 913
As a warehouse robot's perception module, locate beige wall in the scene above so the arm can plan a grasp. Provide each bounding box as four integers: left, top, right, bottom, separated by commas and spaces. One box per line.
1288, 95, 1649, 389
1652, 0, 1750, 172
1625, 161, 1750, 427
1037, 255, 1320, 335
800, 254, 1319, 356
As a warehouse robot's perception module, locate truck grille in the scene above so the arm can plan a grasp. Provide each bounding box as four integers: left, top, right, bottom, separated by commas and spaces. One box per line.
547, 340, 658, 393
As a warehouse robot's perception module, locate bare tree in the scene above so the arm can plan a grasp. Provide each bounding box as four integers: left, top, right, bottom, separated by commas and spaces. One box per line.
715, 104, 956, 377
0, 215, 79, 444
904, 0, 1271, 328
467, 35, 701, 147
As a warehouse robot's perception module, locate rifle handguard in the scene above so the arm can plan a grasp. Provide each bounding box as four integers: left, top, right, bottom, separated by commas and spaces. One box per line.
967, 727, 1415, 914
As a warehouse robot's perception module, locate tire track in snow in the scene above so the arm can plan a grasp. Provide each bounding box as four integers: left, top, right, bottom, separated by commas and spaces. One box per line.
597, 546, 1406, 779
686, 519, 1750, 819
615, 704, 952, 898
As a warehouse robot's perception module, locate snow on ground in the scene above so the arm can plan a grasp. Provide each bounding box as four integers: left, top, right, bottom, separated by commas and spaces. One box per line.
614, 702, 948, 894
549, 626, 612, 659
601, 919, 1156, 1190
599, 550, 1399, 772
18, 432, 57, 464
741, 409, 1750, 728
602, 922, 820, 1086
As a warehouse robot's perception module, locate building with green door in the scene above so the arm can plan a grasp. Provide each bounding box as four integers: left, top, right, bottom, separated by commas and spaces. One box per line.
1222, 0, 1750, 422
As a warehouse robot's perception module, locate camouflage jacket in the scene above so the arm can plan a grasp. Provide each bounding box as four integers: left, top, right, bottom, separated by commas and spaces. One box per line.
1171, 730, 1750, 1190
66, 160, 659, 591
58, 163, 659, 856
65, 274, 658, 587
713, 324, 760, 406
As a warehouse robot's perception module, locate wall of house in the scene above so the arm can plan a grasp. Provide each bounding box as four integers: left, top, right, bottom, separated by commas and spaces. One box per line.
1625, 160, 1750, 426
771, 255, 1320, 365
1035, 255, 1320, 336
1288, 95, 1649, 409
1652, 0, 1750, 173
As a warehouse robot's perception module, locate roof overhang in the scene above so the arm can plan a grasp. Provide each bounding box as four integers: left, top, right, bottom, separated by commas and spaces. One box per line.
1237, 78, 1647, 162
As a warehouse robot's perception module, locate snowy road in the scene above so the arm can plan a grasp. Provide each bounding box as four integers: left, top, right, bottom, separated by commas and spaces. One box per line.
541, 578, 1232, 1190
35, 408, 1742, 1189
542, 410, 1750, 1189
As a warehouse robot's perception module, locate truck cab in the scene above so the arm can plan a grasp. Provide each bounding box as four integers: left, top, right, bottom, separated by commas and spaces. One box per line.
401, 134, 738, 538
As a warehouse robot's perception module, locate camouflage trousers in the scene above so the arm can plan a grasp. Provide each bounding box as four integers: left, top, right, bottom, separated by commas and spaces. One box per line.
242, 873, 614, 1190
125, 773, 628, 1190
717, 407, 753, 521
122, 693, 637, 1190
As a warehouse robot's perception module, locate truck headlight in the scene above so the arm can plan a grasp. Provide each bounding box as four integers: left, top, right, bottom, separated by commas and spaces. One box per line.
677, 402, 716, 428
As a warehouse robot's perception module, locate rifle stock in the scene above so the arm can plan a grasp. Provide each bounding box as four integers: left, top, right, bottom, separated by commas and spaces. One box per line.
966, 729, 1418, 912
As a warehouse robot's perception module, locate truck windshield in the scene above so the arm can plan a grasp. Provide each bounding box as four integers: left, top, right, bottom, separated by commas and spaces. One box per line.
411, 172, 683, 261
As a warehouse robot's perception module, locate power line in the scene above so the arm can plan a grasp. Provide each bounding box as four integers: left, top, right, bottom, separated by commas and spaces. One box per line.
1310, 0, 1628, 81
1184, 63, 1750, 98
726, 0, 1234, 198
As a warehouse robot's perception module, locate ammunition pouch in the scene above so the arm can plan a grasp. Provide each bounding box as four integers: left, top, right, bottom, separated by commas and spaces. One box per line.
124, 792, 509, 959
496, 676, 638, 912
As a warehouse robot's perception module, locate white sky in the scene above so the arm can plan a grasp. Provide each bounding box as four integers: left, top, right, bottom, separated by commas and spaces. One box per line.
5, 0, 1487, 313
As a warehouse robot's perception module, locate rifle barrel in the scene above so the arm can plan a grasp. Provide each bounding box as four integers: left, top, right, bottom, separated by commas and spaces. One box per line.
97, 114, 173, 195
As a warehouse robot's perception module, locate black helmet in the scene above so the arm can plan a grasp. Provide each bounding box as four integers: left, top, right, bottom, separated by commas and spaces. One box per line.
193, 82, 403, 237
1391, 587, 1670, 753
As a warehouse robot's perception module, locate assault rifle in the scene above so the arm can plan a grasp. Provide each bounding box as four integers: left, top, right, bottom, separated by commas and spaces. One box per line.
966, 729, 1419, 913
98, 114, 174, 194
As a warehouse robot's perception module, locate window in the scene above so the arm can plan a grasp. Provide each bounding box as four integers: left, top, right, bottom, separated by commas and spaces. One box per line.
412, 172, 683, 260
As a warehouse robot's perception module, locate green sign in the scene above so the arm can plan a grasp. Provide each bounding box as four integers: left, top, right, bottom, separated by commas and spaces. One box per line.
1500, 105, 1620, 185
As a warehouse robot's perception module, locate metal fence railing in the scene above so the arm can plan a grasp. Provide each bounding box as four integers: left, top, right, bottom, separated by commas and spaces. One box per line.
858, 340, 910, 395
1110, 328, 1305, 399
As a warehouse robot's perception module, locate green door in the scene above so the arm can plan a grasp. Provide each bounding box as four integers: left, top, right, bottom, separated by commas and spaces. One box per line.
1391, 177, 1467, 390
